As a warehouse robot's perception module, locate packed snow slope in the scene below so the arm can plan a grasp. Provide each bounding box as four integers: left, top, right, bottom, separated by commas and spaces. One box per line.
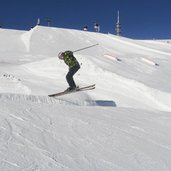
0, 26, 171, 170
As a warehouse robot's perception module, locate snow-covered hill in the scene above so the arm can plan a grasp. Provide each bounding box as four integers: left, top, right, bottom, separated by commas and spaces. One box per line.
0, 26, 171, 170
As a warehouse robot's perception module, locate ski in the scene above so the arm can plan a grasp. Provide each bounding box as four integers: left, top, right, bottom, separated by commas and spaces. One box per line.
48, 84, 95, 97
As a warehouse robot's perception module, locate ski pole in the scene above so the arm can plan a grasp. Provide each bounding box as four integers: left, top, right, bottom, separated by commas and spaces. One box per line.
73, 43, 99, 53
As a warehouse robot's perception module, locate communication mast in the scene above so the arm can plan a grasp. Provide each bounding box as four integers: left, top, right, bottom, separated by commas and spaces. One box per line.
115, 10, 121, 36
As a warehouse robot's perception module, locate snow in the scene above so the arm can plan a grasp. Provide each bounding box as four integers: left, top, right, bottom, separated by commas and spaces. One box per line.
0, 25, 171, 170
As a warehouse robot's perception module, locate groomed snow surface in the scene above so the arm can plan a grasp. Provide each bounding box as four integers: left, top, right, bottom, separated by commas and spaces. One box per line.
0, 26, 171, 170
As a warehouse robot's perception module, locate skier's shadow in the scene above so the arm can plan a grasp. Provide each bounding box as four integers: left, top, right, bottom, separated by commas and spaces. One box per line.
94, 100, 116, 107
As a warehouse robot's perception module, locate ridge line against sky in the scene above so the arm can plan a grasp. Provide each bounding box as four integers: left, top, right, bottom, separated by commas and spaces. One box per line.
0, 0, 171, 39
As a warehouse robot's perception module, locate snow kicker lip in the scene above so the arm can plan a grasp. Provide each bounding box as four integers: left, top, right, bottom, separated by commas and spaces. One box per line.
0, 93, 116, 107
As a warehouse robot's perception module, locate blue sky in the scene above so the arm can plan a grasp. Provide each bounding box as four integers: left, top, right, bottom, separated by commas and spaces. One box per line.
0, 0, 171, 39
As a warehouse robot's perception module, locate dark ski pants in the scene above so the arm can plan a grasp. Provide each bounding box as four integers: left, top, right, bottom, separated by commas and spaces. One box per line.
66, 64, 80, 88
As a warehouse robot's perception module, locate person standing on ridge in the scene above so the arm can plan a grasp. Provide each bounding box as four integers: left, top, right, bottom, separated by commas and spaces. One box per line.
58, 51, 80, 91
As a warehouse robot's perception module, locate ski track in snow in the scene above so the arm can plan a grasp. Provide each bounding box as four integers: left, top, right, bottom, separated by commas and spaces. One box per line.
0, 99, 171, 170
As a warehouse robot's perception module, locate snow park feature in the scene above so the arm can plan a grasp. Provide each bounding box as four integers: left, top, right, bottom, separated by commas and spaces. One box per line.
0, 26, 171, 170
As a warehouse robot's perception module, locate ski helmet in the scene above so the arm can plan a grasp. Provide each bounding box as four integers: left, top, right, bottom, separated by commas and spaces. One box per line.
58, 52, 64, 59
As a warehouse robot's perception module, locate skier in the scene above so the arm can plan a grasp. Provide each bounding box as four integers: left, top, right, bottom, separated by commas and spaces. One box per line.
58, 51, 80, 91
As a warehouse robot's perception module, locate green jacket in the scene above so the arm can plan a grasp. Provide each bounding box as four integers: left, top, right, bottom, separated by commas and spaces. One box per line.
63, 51, 79, 69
